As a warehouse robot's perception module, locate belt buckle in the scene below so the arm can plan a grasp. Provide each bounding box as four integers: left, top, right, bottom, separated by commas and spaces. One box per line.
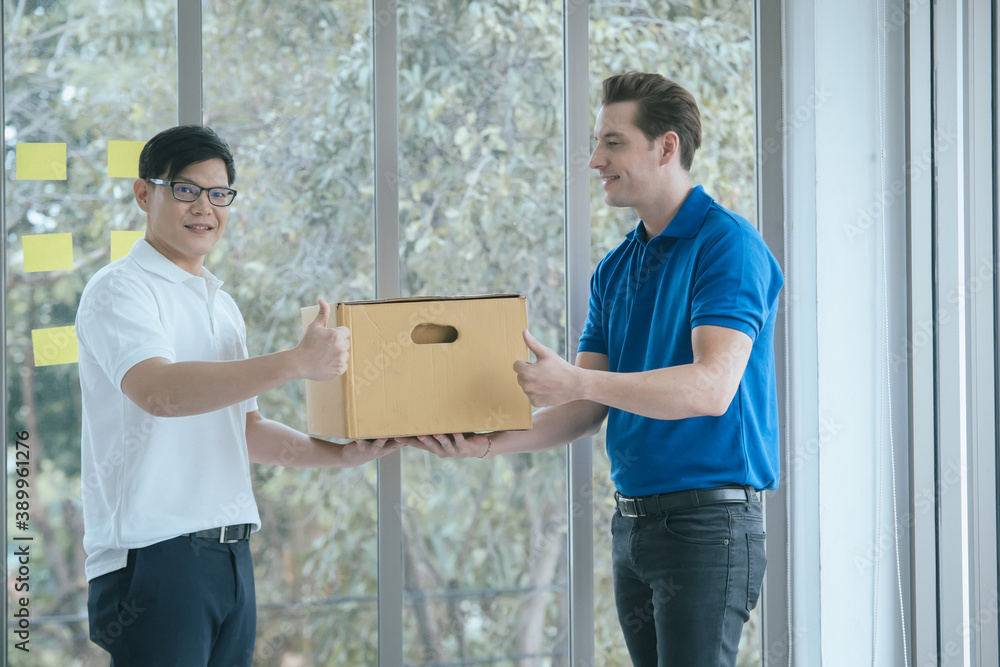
618, 496, 643, 517
219, 525, 241, 544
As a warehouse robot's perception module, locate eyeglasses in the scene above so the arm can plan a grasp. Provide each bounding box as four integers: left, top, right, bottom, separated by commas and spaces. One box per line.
147, 178, 238, 207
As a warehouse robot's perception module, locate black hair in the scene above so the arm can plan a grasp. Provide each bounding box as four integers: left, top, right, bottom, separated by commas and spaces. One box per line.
137, 125, 236, 185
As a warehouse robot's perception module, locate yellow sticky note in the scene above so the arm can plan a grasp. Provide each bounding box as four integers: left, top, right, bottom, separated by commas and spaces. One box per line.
107, 141, 146, 178
31, 326, 79, 367
16, 143, 67, 180
110, 231, 145, 262
22, 233, 74, 272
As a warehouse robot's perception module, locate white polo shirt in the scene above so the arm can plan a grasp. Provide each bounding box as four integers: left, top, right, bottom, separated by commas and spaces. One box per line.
76, 239, 261, 581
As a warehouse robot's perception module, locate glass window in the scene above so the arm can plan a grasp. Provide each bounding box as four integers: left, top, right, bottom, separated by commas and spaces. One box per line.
202, 0, 378, 664
4, 0, 176, 661
588, 1, 760, 664
396, 0, 569, 663
5, 1, 760, 664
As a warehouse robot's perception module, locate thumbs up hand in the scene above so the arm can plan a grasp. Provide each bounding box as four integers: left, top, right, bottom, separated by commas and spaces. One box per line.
512, 329, 581, 407
294, 299, 351, 381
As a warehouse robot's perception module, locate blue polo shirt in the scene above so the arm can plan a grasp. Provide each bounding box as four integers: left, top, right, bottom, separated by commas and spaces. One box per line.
578, 186, 783, 496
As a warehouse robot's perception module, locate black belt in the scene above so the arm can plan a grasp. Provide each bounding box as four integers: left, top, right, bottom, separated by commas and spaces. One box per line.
188, 524, 252, 543
615, 485, 758, 518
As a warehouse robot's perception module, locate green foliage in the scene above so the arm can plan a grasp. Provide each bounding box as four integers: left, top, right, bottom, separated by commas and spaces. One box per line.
5, 0, 756, 664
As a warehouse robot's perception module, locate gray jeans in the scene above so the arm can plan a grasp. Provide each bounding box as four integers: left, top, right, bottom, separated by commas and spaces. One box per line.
611, 495, 766, 667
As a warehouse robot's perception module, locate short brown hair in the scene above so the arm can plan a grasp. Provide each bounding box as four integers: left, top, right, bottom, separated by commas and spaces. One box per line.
601, 72, 701, 171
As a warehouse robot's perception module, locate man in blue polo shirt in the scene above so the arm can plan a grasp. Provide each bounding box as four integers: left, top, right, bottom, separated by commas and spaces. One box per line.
409, 72, 783, 666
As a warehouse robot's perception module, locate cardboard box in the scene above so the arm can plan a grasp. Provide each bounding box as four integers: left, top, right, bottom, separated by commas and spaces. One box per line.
301, 294, 533, 439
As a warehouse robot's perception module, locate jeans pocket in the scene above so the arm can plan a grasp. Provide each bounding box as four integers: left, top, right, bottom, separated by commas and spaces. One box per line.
747, 532, 767, 611
662, 505, 731, 545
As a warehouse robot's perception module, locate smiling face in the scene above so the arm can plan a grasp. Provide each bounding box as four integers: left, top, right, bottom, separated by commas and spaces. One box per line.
134, 158, 231, 275
589, 102, 667, 209
588, 100, 689, 234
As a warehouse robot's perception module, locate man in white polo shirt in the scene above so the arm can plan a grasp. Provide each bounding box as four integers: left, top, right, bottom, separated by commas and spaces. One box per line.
76, 125, 400, 666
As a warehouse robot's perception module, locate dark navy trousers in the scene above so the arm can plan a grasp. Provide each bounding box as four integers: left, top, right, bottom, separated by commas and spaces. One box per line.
88, 535, 256, 667
611, 496, 766, 666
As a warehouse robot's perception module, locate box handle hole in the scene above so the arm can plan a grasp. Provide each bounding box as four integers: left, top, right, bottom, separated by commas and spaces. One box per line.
411, 323, 459, 345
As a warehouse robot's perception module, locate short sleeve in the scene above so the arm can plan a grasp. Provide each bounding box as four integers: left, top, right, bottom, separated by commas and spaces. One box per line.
577, 269, 608, 355
690, 221, 781, 340
76, 266, 177, 390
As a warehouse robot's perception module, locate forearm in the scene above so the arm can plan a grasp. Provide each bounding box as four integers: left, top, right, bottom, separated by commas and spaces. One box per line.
579, 363, 731, 420
247, 412, 402, 467
520, 326, 750, 421
247, 415, 353, 467
123, 351, 300, 418
491, 399, 608, 455
122, 299, 349, 418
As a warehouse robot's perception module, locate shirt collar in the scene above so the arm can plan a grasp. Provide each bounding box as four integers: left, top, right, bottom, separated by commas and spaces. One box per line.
127, 238, 222, 288
625, 185, 714, 243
